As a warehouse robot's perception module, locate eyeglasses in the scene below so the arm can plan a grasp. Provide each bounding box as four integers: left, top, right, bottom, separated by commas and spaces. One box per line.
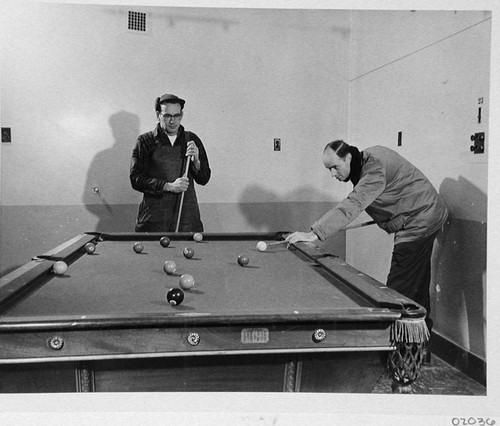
160, 113, 182, 121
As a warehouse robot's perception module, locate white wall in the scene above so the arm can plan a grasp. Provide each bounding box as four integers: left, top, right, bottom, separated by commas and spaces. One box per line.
0, 3, 350, 208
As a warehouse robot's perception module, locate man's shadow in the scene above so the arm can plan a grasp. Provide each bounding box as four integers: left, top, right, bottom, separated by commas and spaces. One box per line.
83, 111, 141, 231
432, 176, 487, 360
237, 184, 346, 257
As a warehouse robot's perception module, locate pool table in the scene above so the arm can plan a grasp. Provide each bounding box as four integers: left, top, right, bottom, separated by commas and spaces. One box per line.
0, 232, 428, 393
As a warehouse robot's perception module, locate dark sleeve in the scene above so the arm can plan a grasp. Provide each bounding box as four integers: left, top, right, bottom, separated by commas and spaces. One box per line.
189, 133, 211, 186
129, 135, 168, 195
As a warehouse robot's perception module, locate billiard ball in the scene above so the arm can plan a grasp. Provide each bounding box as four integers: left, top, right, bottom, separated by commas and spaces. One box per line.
166, 287, 184, 306
160, 236, 171, 248
237, 254, 249, 266
183, 247, 194, 259
193, 232, 203, 242
84, 242, 96, 254
179, 274, 195, 290
163, 260, 177, 275
133, 242, 144, 253
53, 261, 68, 275
256, 241, 267, 252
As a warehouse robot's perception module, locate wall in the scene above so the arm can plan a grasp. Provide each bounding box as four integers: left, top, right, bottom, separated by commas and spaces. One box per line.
0, 3, 350, 273
347, 10, 491, 360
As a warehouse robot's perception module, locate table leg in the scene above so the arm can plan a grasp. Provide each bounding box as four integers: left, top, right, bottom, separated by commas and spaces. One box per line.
387, 342, 425, 393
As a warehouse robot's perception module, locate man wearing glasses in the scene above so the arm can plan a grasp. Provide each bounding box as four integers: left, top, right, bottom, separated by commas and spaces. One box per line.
130, 94, 211, 232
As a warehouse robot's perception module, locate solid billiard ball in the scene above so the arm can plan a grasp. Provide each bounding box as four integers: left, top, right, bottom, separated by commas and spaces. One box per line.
179, 274, 195, 290
84, 242, 96, 254
256, 241, 267, 252
160, 236, 171, 248
193, 232, 203, 242
166, 287, 184, 306
133, 242, 144, 253
163, 260, 177, 275
237, 254, 249, 266
53, 261, 68, 275
183, 247, 194, 259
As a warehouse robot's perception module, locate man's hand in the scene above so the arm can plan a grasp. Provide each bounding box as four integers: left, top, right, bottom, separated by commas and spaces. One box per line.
186, 141, 200, 171
164, 177, 189, 193
285, 231, 319, 245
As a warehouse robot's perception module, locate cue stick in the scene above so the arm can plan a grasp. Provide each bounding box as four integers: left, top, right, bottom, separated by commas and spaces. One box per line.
268, 220, 377, 247
343, 220, 376, 230
174, 155, 191, 232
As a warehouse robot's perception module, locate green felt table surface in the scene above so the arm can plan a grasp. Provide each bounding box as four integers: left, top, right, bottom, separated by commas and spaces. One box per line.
5, 238, 363, 318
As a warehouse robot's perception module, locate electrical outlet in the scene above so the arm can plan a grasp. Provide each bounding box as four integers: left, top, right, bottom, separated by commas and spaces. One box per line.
274, 138, 281, 151
1, 127, 11, 143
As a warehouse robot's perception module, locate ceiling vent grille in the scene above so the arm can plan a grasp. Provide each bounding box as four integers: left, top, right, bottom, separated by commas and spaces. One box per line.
128, 11, 147, 32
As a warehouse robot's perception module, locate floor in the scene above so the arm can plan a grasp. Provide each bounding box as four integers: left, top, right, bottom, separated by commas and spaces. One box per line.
372, 355, 486, 395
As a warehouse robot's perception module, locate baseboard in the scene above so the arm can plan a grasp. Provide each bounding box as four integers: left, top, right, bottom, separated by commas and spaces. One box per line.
431, 331, 486, 387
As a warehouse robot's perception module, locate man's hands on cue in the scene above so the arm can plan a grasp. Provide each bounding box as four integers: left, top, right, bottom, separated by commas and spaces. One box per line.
186, 141, 200, 171
163, 140, 200, 193
164, 177, 189, 193
285, 231, 319, 245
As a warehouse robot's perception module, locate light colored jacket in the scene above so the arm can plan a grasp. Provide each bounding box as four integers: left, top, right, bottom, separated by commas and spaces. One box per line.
311, 146, 448, 244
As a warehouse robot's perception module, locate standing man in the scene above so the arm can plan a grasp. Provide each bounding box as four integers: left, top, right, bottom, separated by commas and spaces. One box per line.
130, 94, 211, 232
286, 140, 448, 339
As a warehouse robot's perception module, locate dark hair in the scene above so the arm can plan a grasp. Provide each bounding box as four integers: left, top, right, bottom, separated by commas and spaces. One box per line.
155, 97, 185, 114
324, 140, 351, 158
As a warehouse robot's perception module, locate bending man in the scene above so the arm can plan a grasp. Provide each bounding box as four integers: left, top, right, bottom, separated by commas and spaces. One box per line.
286, 140, 448, 335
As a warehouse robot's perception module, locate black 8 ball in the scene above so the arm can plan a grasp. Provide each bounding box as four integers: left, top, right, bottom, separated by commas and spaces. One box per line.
160, 236, 171, 247
166, 288, 184, 306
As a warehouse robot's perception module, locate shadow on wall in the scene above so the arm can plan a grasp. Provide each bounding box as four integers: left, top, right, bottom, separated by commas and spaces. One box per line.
432, 176, 487, 359
82, 111, 140, 232
237, 184, 345, 257
238, 183, 335, 230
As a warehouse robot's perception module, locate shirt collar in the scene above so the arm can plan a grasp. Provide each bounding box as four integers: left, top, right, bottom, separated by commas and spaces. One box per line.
153, 124, 184, 145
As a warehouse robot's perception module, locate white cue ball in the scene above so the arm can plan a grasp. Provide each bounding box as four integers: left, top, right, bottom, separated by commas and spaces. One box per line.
256, 241, 267, 252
